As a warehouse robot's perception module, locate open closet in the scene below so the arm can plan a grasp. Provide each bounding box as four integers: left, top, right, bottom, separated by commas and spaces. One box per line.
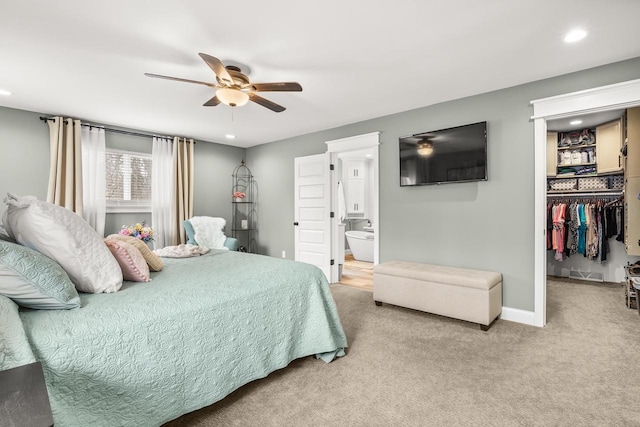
545, 106, 640, 298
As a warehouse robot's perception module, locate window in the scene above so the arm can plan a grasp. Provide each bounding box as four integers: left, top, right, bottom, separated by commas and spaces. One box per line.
106, 149, 152, 212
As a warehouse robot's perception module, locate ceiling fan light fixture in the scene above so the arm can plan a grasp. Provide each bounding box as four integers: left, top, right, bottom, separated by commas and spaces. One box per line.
417, 142, 433, 156
216, 87, 249, 107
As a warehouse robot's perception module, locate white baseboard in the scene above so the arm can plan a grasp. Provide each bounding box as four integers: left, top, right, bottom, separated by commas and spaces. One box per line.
500, 306, 537, 327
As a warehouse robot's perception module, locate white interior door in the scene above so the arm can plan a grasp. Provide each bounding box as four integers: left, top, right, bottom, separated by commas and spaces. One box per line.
294, 153, 332, 281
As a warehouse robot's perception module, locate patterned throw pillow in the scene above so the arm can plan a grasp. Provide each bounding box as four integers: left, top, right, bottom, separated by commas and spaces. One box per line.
0, 240, 80, 309
104, 239, 151, 282
3, 193, 123, 293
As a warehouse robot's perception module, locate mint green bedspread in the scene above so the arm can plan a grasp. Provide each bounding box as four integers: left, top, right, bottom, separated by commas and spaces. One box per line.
16, 250, 347, 426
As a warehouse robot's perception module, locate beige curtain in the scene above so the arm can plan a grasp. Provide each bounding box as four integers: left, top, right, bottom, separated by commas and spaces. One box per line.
172, 137, 194, 244
47, 117, 83, 215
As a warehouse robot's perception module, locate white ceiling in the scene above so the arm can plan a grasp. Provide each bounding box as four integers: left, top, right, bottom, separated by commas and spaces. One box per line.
1, 1, 640, 148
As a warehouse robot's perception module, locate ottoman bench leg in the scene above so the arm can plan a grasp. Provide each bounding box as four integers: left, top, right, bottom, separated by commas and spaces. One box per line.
374, 301, 382, 306
480, 317, 498, 331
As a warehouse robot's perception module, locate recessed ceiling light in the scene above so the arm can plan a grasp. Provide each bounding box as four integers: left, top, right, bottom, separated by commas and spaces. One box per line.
225, 134, 236, 139
0, 89, 12, 96
564, 29, 587, 43
570, 120, 583, 125
365, 154, 373, 158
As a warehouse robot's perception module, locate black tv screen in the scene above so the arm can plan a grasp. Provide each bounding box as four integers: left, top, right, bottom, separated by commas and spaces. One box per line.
399, 121, 487, 186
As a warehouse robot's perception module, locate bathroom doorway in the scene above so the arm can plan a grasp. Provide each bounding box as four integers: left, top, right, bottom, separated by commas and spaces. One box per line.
336, 148, 376, 291
325, 132, 379, 289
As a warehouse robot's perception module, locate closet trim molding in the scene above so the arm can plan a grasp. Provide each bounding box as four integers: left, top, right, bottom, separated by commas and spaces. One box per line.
500, 307, 535, 326
530, 78, 640, 328
531, 78, 640, 120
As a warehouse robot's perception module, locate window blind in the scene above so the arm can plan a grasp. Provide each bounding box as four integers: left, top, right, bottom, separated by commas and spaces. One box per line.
106, 149, 152, 212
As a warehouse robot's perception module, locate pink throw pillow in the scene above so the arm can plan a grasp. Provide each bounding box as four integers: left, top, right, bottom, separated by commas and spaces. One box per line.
104, 239, 151, 283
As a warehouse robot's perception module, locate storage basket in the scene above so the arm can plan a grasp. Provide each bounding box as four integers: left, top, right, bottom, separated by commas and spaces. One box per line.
548, 179, 577, 191
610, 175, 624, 190
578, 176, 608, 190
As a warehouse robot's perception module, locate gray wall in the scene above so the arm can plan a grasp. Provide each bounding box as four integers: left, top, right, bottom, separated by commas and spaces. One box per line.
247, 56, 640, 312
193, 141, 246, 224
0, 108, 49, 202
0, 106, 245, 237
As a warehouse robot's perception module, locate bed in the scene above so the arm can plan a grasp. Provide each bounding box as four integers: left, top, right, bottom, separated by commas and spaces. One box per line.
2, 249, 347, 426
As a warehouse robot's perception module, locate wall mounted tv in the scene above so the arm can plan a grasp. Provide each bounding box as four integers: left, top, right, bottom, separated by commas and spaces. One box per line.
399, 121, 487, 186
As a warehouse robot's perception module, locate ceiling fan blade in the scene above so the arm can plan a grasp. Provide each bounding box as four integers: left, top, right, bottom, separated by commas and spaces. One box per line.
144, 73, 218, 88
198, 53, 233, 86
248, 93, 286, 113
250, 82, 303, 92
203, 95, 221, 107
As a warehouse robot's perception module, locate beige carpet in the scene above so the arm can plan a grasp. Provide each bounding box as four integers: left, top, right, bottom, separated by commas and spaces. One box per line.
165, 280, 640, 426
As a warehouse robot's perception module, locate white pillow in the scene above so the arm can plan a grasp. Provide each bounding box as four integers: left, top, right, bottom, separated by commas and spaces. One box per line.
3, 193, 122, 293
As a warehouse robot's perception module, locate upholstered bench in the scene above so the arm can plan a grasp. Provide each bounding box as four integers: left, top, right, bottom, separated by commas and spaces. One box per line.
373, 261, 502, 330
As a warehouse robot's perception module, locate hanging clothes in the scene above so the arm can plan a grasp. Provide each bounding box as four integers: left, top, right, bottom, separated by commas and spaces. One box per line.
616, 205, 625, 242
586, 203, 599, 260
577, 203, 587, 255
567, 201, 579, 256
552, 203, 567, 261
547, 196, 622, 263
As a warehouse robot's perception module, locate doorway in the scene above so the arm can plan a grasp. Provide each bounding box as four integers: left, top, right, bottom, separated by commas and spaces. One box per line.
531, 78, 640, 327
335, 147, 377, 291
326, 132, 380, 286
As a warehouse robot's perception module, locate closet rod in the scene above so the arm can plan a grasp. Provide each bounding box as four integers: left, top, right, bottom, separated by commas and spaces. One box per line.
39, 116, 178, 141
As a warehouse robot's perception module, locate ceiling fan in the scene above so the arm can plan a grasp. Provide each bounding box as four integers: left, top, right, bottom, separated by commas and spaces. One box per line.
145, 53, 302, 113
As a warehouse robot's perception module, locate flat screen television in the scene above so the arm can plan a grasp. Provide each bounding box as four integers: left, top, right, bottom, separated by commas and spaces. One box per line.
399, 121, 487, 186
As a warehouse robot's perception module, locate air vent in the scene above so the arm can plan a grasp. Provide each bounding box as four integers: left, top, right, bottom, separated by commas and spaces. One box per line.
568, 269, 604, 282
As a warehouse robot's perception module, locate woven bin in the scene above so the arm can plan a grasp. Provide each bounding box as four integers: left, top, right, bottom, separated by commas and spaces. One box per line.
578, 176, 608, 190
610, 175, 624, 190
548, 179, 577, 191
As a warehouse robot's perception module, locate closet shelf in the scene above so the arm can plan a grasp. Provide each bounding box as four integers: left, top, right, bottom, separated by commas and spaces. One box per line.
547, 189, 623, 197
557, 162, 596, 167
555, 172, 597, 178
557, 144, 595, 151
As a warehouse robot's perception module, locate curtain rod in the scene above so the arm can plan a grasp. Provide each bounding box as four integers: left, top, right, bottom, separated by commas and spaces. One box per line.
38, 116, 188, 142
